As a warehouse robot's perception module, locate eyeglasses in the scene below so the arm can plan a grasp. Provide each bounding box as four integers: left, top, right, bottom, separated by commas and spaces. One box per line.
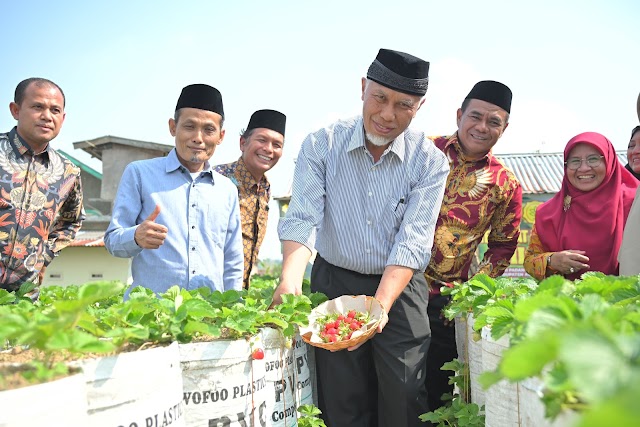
565, 155, 604, 170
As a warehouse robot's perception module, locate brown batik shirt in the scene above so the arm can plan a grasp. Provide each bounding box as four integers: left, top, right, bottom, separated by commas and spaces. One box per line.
215, 157, 270, 288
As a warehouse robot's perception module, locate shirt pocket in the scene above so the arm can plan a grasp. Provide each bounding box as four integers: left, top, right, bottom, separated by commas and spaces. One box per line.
204, 202, 228, 250
380, 195, 407, 242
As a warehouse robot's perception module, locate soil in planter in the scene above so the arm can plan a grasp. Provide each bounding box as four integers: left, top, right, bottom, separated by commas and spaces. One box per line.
0, 342, 164, 391
0, 360, 81, 391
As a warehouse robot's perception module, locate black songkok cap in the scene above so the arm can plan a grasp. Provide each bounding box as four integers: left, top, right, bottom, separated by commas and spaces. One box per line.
247, 109, 286, 137
175, 84, 224, 118
632, 125, 640, 139
366, 48, 430, 96
465, 80, 512, 113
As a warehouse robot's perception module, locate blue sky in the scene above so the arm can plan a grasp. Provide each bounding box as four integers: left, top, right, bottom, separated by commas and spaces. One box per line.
2, 0, 639, 260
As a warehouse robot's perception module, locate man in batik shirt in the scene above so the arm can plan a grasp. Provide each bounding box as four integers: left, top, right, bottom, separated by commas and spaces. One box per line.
215, 110, 285, 288
1, 78, 84, 298
425, 81, 522, 410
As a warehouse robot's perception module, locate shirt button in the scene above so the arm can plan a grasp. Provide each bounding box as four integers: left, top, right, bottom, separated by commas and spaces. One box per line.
192, 270, 196, 274
366, 220, 371, 226
191, 247, 195, 251
368, 191, 372, 197
191, 226, 195, 229
191, 203, 196, 207
365, 248, 371, 254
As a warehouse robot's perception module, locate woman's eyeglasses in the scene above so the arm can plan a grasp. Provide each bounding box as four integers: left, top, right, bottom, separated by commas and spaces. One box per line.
565, 155, 604, 170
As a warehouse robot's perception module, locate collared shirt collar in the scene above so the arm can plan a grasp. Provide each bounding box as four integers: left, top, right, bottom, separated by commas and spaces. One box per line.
234, 156, 267, 189
165, 148, 215, 180
8, 127, 52, 163
347, 116, 406, 161
448, 132, 494, 163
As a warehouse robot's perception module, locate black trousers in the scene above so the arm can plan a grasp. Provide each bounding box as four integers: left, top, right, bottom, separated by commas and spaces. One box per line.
425, 294, 457, 410
311, 255, 431, 427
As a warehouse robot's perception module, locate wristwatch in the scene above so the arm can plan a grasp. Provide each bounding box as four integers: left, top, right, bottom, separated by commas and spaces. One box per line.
546, 254, 553, 270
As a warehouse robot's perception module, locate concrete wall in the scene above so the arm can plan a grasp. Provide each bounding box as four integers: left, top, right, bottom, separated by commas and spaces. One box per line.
80, 170, 102, 201
101, 145, 171, 201
43, 246, 131, 287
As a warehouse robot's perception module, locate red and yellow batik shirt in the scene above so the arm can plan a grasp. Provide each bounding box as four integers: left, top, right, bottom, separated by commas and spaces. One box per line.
425, 134, 522, 295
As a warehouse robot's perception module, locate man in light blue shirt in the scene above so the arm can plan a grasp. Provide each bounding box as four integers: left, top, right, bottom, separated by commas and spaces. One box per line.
275, 49, 449, 427
105, 84, 243, 294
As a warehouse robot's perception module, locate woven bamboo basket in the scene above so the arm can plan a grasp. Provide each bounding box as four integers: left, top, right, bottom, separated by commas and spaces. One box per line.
300, 295, 385, 351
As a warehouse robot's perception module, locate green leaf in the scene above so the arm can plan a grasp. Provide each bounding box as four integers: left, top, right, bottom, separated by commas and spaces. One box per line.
77, 281, 125, 305
298, 405, 322, 417
220, 290, 242, 305
499, 334, 558, 380
481, 305, 514, 319
183, 320, 221, 338
478, 370, 504, 389
0, 289, 16, 305
522, 307, 569, 339
577, 382, 640, 427
160, 285, 181, 302
559, 330, 632, 402
469, 274, 496, 294
46, 329, 114, 353
489, 315, 515, 339
16, 281, 37, 298
514, 293, 562, 322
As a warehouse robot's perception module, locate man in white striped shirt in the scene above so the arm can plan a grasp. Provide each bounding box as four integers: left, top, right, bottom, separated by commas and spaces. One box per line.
275, 49, 449, 427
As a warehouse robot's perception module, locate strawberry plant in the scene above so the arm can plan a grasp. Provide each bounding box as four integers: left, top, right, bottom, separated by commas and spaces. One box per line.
297, 404, 327, 427
0, 281, 126, 389
442, 274, 537, 321
90, 277, 327, 347
1, 275, 329, 388
419, 359, 485, 427
477, 274, 640, 423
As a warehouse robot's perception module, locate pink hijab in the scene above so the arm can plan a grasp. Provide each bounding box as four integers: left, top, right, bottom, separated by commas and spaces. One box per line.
535, 132, 638, 278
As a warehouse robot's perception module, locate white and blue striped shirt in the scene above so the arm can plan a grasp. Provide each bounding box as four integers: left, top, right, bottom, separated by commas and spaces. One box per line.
278, 116, 449, 274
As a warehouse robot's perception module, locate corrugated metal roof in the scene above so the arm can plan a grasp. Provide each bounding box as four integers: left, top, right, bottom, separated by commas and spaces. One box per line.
497, 151, 627, 194
274, 150, 629, 198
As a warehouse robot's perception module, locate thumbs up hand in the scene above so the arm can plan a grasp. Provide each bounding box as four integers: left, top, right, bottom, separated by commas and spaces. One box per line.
134, 204, 168, 249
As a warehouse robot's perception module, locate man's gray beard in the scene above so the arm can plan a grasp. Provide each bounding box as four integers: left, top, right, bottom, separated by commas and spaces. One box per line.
365, 132, 392, 147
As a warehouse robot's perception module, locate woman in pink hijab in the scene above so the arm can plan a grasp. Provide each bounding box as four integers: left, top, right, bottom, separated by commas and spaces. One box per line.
524, 132, 638, 280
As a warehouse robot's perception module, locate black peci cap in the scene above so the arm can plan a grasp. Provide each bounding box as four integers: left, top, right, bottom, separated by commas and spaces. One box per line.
366, 48, 430, 96
464, 80, 512, 113
247, 109, 286, 137
175, 84, 224, 118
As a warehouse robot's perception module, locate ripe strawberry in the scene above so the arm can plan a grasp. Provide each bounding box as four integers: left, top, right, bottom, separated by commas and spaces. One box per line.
316, 309, 372, 343
252, 348, 265, 360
